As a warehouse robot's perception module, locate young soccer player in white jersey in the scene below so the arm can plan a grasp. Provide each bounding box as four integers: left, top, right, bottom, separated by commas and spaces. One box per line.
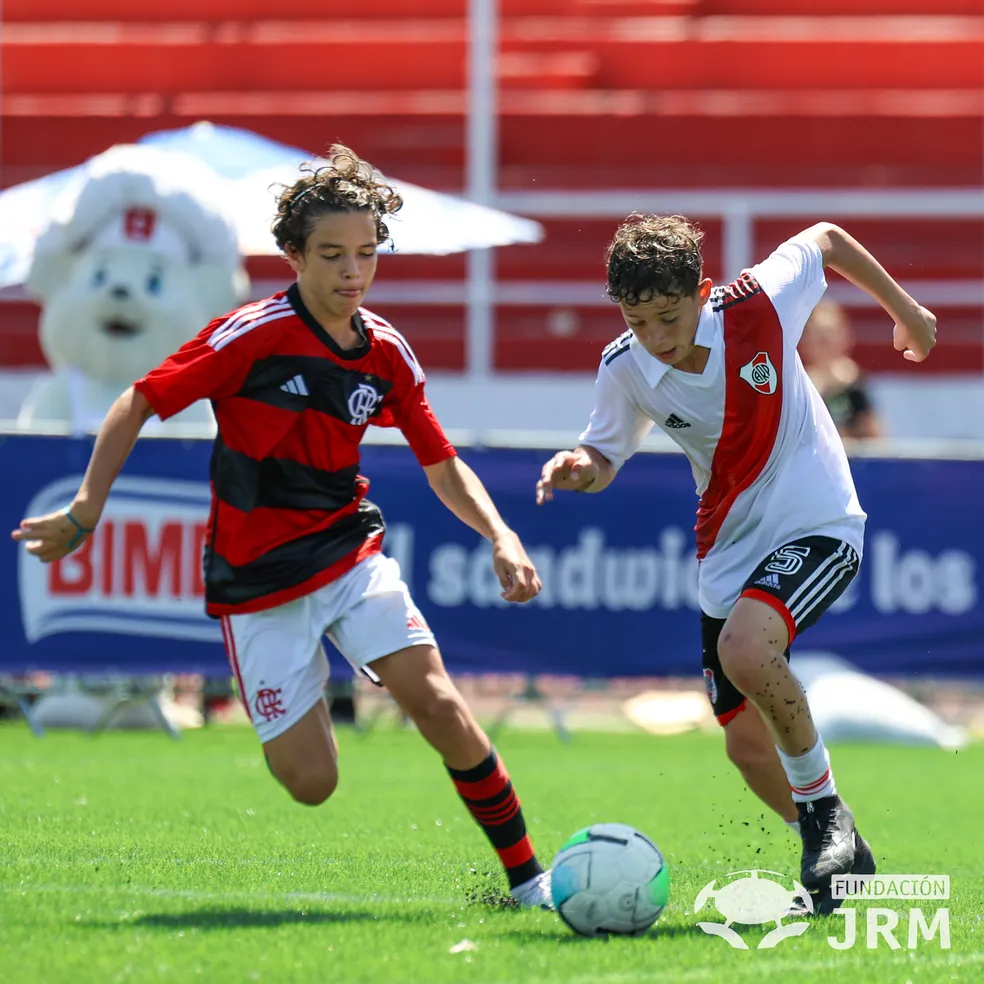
536, 214, 937, 913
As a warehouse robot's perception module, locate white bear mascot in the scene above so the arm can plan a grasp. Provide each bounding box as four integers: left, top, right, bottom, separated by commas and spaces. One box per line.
17, 145, 249, 733
17, 144, 248, 433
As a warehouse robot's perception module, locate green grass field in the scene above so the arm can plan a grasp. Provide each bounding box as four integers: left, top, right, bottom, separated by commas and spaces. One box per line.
1, 722, 980, 983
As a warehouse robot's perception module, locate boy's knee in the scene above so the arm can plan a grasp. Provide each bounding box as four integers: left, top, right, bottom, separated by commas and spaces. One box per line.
405, 685, 467, 732
717, 629, 777, 694
275, 762, 339, 806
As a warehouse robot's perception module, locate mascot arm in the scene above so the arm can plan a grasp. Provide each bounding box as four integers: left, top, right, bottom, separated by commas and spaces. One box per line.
135, 316, 254, 421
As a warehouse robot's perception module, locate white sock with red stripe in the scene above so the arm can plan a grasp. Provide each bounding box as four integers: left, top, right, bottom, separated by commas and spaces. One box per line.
777, 737, 837, 803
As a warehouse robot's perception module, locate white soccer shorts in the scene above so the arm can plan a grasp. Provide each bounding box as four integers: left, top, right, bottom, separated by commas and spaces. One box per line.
220, 553, 436, 742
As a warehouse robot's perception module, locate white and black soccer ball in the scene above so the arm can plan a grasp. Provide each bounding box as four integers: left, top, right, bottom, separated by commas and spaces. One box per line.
550, 822, 670, 938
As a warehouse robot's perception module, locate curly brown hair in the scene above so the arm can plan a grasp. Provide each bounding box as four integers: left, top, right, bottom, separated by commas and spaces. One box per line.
271, 144, 404, 254
606, 214, 705, 306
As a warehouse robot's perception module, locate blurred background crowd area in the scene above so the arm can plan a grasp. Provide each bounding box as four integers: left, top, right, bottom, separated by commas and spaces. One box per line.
0, 0, 981, 440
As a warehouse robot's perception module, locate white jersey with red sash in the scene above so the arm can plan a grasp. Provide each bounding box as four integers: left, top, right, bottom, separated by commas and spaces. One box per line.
580, 234, 866, 618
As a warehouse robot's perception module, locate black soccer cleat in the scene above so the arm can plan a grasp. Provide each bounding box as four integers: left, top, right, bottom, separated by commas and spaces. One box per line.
796, 827, 877, 917
797, 795, 860, 892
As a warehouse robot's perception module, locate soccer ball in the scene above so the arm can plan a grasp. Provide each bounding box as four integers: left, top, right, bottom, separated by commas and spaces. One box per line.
550, 822, 670, 937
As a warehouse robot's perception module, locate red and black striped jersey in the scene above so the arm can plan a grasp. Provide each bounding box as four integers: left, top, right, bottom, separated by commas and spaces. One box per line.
134, 284, 456, 617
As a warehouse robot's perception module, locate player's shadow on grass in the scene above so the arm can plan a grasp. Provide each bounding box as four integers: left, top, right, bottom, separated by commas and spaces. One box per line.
509, 923, 712, 943
85, 908, 405, 931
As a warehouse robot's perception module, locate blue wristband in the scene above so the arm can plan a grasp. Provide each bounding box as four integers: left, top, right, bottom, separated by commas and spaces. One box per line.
65, 510, 95, 549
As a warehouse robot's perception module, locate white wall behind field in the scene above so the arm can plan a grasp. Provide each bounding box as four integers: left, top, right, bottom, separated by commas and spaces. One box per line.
425, 374, 984, 443
2, 370, 983, 441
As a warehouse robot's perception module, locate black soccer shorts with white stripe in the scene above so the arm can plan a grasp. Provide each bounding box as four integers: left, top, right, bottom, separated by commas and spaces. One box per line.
701, 536, 860, 725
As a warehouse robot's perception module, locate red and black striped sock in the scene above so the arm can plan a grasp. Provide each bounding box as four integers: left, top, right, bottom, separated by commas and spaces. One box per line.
447, 749, 543, 890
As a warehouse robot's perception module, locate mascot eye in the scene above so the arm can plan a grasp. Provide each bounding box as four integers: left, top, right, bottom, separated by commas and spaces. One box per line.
91, 268, 108, 288
146, 271, 163, 295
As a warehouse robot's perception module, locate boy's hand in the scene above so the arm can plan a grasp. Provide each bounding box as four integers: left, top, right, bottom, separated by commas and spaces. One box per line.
491, 530, 541, 603
893, 305, 937, 363
536, 450, 596, 504
11, 504, 99, 563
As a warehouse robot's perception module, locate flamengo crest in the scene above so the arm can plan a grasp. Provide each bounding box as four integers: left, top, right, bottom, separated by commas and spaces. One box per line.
739, 352, 778, 395
348, 382, 383, 425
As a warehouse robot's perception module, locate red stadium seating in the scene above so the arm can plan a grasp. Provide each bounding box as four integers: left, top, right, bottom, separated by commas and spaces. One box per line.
701, 0, 982, 13
5, 0, 981, 19
4, 109, 979, 191
1, 0, 980, 374
0, 0, 625, 20
4, 294, 978, 374
491, 304, 984, 374
5, 22, 981, 93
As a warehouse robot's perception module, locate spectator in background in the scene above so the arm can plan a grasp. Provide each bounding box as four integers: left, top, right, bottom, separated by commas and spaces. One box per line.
798, 298, 884, 439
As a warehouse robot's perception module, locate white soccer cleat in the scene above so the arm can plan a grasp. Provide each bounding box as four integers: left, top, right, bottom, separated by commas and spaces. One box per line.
510, 870, 554, 910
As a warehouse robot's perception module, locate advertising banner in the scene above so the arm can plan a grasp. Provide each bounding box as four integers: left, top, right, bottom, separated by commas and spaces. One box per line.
2, 435, 980, 680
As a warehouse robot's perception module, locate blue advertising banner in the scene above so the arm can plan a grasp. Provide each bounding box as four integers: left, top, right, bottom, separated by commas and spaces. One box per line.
1, 434, 981, 680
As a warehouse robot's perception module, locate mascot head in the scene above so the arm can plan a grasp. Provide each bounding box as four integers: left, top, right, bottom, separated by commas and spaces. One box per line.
26, 144, 249, 387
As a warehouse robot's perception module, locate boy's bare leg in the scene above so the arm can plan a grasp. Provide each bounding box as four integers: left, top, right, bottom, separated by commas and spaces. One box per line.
724, 704, 798, 823
718, 598, 873, 900
263, 699, 339, 805
718, 599, 815, 756
371, 645, 551, 906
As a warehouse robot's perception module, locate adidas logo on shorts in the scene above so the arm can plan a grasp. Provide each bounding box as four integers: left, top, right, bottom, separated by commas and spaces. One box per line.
664, 414, 691, 429
753, 573, 782, 589
407, 613, 429, 631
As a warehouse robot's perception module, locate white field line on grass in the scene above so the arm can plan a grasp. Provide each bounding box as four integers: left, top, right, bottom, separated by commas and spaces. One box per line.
10, 857, 984, 878
558, 952, 984, 984
5, 856, 444, 868
1, 883, 458, 908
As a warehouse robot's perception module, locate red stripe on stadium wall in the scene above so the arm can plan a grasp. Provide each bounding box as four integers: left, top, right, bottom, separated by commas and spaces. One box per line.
221, 616, 252, 722
695, 286, 785, 560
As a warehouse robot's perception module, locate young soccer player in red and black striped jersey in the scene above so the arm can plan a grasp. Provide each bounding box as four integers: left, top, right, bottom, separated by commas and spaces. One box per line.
13, 145, 552, 909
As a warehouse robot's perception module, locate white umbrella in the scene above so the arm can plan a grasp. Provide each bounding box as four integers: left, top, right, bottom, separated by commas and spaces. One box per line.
0, 121, 544, 290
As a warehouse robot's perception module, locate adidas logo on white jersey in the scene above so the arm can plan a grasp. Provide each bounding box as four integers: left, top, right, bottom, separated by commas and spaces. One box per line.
280, 374, 309, 397
753, 573, 782, 589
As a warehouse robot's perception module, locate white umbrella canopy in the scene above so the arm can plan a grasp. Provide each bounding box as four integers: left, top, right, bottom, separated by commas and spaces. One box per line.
0, 121, 544, 290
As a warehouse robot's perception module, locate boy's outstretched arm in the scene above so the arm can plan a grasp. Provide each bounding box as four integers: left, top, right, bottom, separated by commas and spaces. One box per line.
11, 386, 155, 562
424, 455, 541, 604
804, 222, 937, 363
